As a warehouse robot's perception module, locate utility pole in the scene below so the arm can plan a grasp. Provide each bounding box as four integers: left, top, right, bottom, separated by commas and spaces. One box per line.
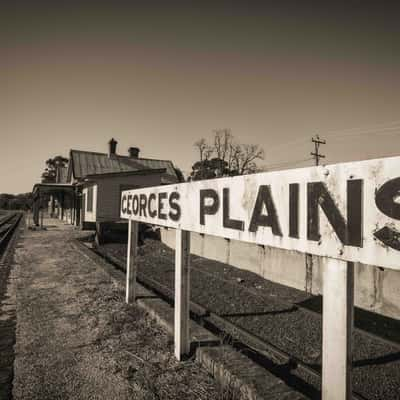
306, 134, 326, 294
311, 134, 326, 166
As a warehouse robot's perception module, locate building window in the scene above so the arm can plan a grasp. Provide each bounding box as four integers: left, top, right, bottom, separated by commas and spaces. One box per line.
87, 187, 93, 212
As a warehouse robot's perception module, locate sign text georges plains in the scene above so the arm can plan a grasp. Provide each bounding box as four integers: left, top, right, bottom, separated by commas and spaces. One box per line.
122, 191, 182, 222
121, 156, 400, 270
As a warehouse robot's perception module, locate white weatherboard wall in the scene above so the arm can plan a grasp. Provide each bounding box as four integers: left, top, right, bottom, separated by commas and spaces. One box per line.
83, 184, 97, 222
96, 174, 162, 222
160, 229, 400, 320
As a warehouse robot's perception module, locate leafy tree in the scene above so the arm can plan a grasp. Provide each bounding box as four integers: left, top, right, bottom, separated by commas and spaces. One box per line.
41, 155, 69, 183
173, 167, 185, 182
190, 129, 264, 180
0, 193, 33, 210
0, 194, 13, 210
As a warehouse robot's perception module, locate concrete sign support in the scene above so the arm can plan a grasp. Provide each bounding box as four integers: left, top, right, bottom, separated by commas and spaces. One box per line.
126, 220, 138, 303
322, 259, 354, 400
174, 229, 191, 360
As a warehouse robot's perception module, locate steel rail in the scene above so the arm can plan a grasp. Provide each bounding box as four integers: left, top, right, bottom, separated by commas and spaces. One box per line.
0, 212, 19, 228
0, 212, 23, 258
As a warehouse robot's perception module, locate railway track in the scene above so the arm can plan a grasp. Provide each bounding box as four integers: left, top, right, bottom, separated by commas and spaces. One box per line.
0, 212, 23, 259
0, 212, 23, 400
89, 244, 375, 400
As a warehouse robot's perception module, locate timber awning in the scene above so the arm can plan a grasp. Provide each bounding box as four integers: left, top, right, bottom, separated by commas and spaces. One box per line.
32, 183, 75, 199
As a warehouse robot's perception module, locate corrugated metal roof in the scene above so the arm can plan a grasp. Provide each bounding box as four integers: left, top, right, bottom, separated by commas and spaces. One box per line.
70, 150, 178, 183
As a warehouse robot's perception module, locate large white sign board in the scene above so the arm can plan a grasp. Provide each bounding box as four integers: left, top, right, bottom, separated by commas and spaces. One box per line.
121, 156, 400, 270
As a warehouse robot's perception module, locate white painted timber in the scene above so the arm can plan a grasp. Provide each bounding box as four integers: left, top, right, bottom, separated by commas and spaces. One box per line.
126, 220, 138, 303
322, 259, 354, 400
174, 229, 191, 360
120, 154, 399, 398
121, 155, 400, 270
82, 184, 97, 223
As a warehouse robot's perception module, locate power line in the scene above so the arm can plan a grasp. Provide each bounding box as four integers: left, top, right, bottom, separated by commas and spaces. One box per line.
262, 157, 313, 171
265, 120, 400, 155
325, 125, 400, 140
323, 120, 400, 138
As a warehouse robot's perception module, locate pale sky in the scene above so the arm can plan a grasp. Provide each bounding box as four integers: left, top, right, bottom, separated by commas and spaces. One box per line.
1, 1, 400, 193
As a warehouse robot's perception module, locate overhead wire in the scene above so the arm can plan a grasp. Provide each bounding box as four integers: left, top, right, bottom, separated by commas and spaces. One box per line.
264, 120, 400, 155
324, 125, 400, 140
262, 157, 314, 171
323, 119, 400, 138
262, 119, 400, 171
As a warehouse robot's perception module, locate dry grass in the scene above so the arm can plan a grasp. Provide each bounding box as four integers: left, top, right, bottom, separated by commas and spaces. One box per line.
14, 225, 245, 400
83, 279, 242, 400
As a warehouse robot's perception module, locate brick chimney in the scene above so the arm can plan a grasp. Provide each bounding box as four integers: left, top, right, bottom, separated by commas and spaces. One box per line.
108, 138, 117, 157
128, 147, 140, 158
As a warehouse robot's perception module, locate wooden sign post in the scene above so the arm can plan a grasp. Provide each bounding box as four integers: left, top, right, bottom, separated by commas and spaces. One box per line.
121, 155, 400, 399
126, 219, 138, 303
322, 259, 354, 400
174, 229, 191, 360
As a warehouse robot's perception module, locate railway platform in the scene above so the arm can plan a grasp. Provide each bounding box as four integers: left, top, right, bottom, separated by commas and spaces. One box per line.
6, 217, 305, 400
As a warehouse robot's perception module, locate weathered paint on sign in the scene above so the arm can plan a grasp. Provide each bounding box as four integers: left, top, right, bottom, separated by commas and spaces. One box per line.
121, 156, 400, 270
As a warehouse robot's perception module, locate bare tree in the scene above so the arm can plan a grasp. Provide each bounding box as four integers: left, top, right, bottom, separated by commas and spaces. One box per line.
191, 130, 264, 180
213, 128, 232, 162
236, 144, 265, 175
194, 138, 213, 161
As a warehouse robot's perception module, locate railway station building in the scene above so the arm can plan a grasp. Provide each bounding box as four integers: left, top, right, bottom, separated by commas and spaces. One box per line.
32, 138, 181, 239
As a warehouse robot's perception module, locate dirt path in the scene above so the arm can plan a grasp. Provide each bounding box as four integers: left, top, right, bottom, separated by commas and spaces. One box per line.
12, 221, 225, 400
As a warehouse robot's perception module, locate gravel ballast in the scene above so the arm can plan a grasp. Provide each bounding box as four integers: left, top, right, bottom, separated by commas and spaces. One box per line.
99, 238, 400, 400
